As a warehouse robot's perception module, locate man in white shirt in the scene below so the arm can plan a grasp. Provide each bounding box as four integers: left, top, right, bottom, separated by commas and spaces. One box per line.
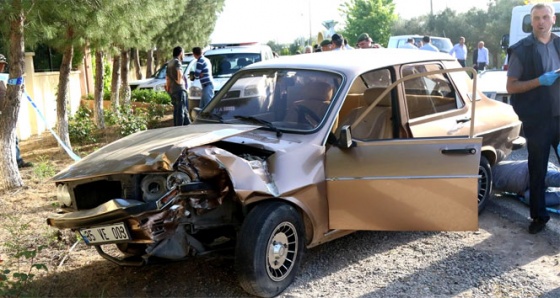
419, 35, 438, 52
473, 41, 489, 71
399, 38, 418, 49
449, 37, 467, 66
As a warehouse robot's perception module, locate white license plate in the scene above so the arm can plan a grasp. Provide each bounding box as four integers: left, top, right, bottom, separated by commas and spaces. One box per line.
79, 222, 130, 245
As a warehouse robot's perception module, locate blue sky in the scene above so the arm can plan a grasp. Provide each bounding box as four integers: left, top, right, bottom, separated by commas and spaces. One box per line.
210, 0, 491, 44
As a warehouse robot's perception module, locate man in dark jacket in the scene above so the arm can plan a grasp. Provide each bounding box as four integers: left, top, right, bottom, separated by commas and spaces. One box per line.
506, 3, 560, 234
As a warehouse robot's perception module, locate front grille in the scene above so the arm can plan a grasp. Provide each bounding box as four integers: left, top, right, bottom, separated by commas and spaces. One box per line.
223, 90, 240, 99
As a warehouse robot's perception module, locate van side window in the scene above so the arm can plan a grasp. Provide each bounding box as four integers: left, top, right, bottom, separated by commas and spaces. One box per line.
402, 64, 464, 119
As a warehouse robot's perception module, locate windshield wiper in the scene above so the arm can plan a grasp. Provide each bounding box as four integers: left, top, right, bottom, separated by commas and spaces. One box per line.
233, 115, 283, 137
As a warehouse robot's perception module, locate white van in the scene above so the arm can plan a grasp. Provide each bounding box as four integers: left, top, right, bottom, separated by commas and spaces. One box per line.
387, 35, 453, 53
186, 42, 274, 111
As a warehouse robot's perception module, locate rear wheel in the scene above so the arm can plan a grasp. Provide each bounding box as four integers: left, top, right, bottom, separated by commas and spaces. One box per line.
478, 156, 492, 213
235, 202, 305, 297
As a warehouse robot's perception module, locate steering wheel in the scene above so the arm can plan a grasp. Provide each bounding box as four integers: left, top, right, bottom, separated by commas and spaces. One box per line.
296, 104, 322, 126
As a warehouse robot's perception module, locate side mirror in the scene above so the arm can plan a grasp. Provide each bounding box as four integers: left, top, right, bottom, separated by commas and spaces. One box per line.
500, 34, 509, 50
338, 125, 354, 149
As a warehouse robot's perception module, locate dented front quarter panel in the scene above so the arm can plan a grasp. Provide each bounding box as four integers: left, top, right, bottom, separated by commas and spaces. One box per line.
215, 130, 331, 245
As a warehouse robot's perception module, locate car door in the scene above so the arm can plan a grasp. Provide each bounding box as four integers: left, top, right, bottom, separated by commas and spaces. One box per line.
326, 68, 481, 232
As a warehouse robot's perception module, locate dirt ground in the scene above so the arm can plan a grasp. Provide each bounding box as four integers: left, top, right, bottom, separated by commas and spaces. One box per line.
1, 116, 560, 297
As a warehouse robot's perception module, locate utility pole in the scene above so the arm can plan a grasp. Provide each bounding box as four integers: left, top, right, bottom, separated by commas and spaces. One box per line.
308, 0, 312, 45
430, 0, 433, 16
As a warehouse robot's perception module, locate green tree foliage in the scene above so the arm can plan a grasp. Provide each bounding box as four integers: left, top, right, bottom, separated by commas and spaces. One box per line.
154, 0, 225, 60
266, 40, 285, 55
340, 0, 397, 46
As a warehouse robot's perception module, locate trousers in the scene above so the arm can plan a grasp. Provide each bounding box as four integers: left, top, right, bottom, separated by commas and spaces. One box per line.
523, 116, 560, 221
171, 89, 190, 126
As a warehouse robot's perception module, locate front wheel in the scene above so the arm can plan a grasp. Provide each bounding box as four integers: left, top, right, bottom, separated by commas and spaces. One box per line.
235, 202, 305, 298
478, 156, 492, 213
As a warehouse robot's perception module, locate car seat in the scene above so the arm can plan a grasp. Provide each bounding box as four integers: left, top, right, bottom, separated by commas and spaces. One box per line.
339, 87, 392, 140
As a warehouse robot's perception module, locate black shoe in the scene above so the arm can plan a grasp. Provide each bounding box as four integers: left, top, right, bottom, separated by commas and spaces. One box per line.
528, 218, 549, 234
17, 161, 33, 168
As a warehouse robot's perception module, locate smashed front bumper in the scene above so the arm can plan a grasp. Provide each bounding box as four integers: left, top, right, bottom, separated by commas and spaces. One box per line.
47, 188, 181, 244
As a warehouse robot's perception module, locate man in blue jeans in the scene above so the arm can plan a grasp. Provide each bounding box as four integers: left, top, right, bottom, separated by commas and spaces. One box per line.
493, 160, 560, 207
165, 46, 190, 126
16, 138, 32, 168
192, 47, 214, 109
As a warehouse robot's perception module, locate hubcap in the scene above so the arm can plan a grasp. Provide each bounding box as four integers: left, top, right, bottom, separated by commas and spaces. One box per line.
266, 222, 298, 281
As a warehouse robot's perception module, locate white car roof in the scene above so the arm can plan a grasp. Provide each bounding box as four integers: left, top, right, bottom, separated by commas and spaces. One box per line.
244, 49, 456, 75
205, 45, 269, 56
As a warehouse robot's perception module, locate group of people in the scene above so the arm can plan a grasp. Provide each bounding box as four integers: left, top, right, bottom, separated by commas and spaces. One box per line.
308, 32, 383, 53
305, 33, 491, 72
0, 53, 32, 169
448, 36, 489, 70
164, 46, 214, 127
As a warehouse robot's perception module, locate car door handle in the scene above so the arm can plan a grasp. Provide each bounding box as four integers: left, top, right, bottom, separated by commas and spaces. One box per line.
456, 117, 471, 123
441, 148, 477, 155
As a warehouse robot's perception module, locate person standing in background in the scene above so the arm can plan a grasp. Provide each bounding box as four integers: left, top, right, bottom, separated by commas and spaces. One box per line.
331, 34, 346, 51
165, 46, 190, 126
399, 38, 418, 49
191, 47, 214, 109
449, 37, 468, 67
419, 35, 438, 52
356, 33, 373, 49
473, 41, 489, 71
320, 39, 332, 52
506, 3, 560, 234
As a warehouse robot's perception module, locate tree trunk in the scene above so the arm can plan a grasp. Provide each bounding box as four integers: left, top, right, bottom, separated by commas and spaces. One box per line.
119, 48, 131, 108
132, 48, 142, 80
110, 54, 121, 114
56, 42, 73, 152
146, 48, 154, 78
0, 1, 25, 191
155, 49, 163, 74
94, 50, 105, 129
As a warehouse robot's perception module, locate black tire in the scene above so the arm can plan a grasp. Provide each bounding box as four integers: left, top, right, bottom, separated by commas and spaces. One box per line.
235, 202, 305, 297
478, 156, 492, 213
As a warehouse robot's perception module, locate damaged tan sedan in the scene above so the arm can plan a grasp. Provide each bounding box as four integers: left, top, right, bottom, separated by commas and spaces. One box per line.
47, 50, 524, 297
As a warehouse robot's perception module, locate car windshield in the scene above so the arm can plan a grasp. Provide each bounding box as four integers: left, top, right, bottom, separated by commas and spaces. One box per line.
199, 69, 343, 132
206, 53, 262, 78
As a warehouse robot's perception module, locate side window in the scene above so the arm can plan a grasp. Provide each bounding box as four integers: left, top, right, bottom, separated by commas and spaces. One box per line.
402, 64, 463, 119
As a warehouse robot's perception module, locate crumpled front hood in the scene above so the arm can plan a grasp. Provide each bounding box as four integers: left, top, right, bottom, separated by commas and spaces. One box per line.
53, 124, 259, 182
